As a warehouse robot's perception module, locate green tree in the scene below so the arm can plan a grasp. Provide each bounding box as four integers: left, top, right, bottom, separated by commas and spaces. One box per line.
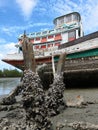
0, 70, 3, 77
1, 69, 22, 77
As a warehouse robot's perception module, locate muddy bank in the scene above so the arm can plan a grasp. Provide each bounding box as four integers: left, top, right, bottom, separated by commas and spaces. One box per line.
0, 69, 67, 129
52, 88, 98, 130
0, 88, 98, 129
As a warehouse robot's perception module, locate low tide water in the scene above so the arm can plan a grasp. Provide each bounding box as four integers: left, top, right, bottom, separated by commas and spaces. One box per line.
0, 78, 20, 96
0, 77, 98, 97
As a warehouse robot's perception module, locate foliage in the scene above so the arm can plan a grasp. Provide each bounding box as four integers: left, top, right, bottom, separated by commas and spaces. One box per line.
0, 69, 22, 77
0, 70, 3, 77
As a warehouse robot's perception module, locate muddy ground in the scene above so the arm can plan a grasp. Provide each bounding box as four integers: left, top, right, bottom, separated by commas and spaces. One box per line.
52, 88, 98, 129
0, 88, 98, 130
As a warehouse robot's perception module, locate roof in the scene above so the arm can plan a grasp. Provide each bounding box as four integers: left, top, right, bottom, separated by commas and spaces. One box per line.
53, 12, 81, 24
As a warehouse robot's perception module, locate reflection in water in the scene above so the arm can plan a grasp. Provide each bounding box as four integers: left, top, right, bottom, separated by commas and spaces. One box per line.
0, 78, 20, 95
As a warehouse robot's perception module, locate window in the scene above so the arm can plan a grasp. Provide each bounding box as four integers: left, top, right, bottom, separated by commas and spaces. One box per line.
78, 29, 80, 37
35, 45, 39, 49
73, 14, 78, 21
42, 31, 47, 35
41, 37, 47, 43
68, 31, 76, 41
59, 17, 64, 24
54, 34, 62, 41
66, 15, 72, 23
30, 39, 34, 43
41, 45, 46, 49
54, 20, 57, 26
48, 44, 53, 47
35, 37, 40, 41
48, 35, 53, 39
55, 42, 60, 46
36, 32, 41, 35
30, 33, 35, 36
49, 30, 54, 33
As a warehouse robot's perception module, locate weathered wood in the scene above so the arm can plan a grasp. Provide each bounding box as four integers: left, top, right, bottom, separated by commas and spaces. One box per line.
22, 33, 36, 72
56, 52, 66, 75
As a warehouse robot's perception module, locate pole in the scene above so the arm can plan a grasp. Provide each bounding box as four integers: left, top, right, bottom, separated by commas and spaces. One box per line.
56, 52, 66, 75
22, 31, 36, 72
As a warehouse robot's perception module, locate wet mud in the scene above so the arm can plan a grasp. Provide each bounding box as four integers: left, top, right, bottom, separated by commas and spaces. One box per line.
0, 69, 66, 130
52, 88, 98, 130
0, 70, 98, 129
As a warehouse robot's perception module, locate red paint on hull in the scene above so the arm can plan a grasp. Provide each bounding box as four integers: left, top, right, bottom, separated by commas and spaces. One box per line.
2, 56, 53, 70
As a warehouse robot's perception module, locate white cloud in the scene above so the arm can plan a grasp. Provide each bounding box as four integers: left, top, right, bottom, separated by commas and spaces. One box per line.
0, 42, 18, 70
0, 42, 17, 60
1, 22, 51, 36
4, 43, 17, 53
1, 27, 13, 36
0, 53, 3, 58
81, 1, 98, 33
47, 0, 98, 34
16, 0, 38, 19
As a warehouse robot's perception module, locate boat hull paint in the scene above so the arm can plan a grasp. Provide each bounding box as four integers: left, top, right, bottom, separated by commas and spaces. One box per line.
2, 47, 98, 70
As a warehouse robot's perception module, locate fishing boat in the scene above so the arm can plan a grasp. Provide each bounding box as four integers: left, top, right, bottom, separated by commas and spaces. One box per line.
2, 12, 98, 71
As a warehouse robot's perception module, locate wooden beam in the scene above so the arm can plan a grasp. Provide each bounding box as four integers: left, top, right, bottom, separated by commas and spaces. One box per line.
56, 52, 66, 75
22, 33, 36, 72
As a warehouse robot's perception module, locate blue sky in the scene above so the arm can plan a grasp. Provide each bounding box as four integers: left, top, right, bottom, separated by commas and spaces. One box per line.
0, 0, 98, 70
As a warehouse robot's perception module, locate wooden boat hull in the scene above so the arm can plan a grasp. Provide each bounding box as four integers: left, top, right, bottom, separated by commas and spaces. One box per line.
2, 31, 98, 71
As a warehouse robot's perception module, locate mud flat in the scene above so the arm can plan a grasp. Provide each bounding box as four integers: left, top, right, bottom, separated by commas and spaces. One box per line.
0, 88, 98, 130
52, 88, 98, 130
0, 70, 66, 130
